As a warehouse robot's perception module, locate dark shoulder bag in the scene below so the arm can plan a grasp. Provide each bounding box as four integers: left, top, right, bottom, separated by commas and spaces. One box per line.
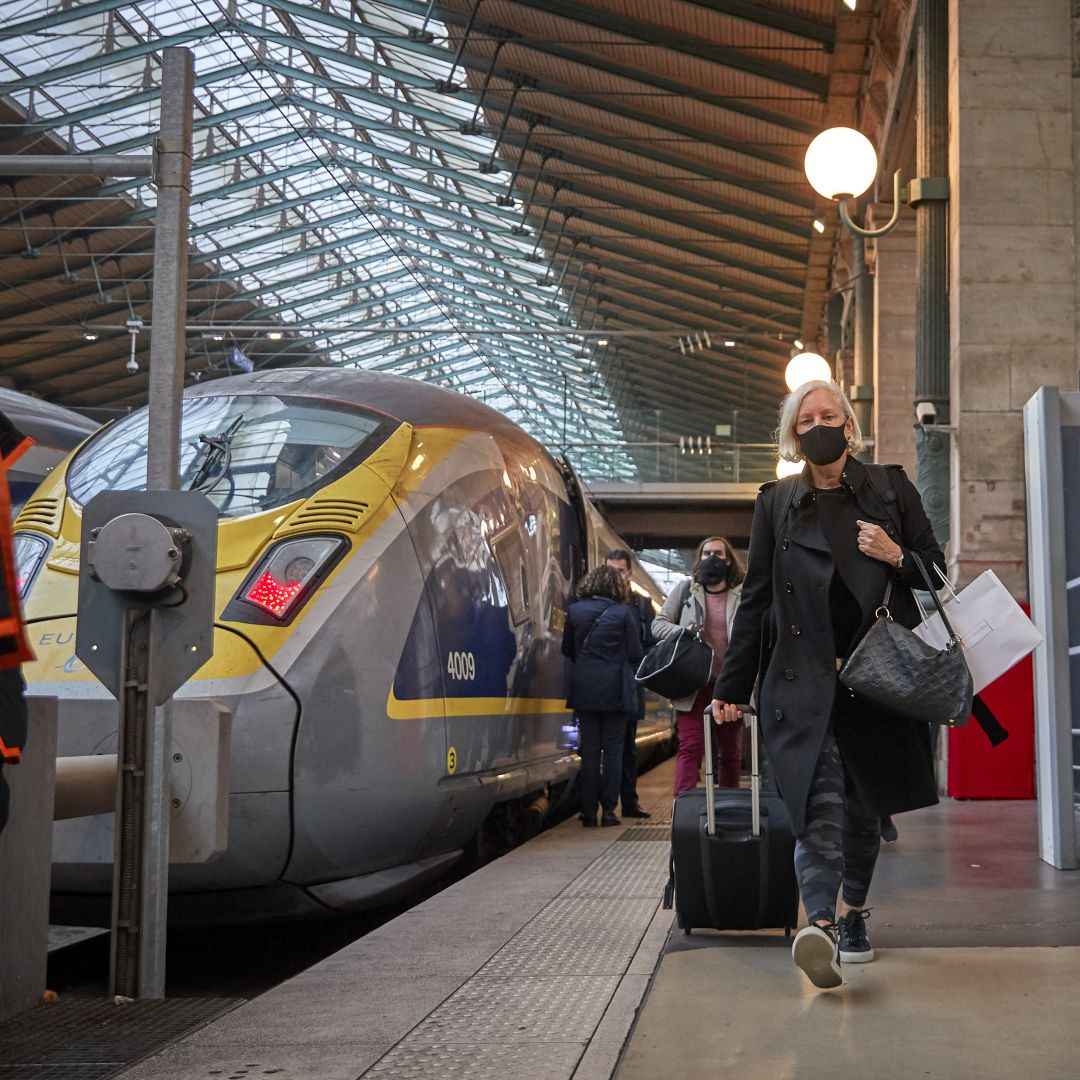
839, 550, 973, 726
635, 580, 712, 699
862, 465, 1007, 743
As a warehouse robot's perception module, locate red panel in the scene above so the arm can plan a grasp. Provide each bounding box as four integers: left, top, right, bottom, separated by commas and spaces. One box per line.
947, 605, 1036, 799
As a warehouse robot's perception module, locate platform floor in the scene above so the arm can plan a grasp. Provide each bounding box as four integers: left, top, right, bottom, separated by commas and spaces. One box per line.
116, 762, 1080, 1080
619, 794, 1080, 1080
118, 761, 679, 1080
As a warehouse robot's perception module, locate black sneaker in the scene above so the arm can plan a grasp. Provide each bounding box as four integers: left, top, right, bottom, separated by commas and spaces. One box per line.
621, 804, 651, 819
792, 924, 843, 989
837, 909, 874, 963
880, 816, 898, 843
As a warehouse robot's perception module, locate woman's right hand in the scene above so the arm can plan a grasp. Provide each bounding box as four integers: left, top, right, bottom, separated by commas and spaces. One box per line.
710, 699, 743, 724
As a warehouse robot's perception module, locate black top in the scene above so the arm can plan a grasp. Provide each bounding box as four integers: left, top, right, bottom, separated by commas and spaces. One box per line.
814, 484, 866, 657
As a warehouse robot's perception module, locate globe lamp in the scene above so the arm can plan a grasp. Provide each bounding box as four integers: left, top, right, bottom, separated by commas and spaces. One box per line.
784, 352, 832, 391
804, 128, 879, 201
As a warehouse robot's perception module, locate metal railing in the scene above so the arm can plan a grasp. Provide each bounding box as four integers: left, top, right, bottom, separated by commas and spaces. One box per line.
565, 441, 778, 485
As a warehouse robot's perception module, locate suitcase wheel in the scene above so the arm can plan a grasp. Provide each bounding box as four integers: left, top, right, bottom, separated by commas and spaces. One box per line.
784, 926, 792, 938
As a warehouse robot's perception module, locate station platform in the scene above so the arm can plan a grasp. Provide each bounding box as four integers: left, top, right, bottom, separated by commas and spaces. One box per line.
114, 758, 1079, 1080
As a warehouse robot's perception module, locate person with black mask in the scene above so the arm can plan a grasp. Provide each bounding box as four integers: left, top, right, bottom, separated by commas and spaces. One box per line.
711, 379, 945, 990
652, 536, 744, 795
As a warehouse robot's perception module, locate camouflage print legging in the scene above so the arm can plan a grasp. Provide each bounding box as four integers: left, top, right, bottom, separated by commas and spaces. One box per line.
794, 730, 881, 925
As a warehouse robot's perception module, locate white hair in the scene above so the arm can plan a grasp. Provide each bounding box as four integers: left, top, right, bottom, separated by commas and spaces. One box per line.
776, 379, 865, 462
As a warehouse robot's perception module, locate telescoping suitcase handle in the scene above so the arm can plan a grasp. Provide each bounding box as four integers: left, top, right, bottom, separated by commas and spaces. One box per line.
702, 703, 759, 839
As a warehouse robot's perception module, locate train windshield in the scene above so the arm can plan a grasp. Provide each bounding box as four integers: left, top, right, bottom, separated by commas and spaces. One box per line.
67, 394, 388, 517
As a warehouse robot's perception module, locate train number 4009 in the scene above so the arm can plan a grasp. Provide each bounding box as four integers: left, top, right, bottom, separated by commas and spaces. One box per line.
446, 651, 477, 681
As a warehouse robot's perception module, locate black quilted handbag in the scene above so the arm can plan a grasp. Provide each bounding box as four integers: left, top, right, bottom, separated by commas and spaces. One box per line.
635, 626, 713, 701
839, 552, 973, 727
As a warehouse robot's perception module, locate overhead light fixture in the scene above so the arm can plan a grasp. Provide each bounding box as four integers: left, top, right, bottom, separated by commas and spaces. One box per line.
793, 339, 805, 350
211, 333, 224, 342
266, 330, 283, 340
597, 338, 608, 346
83, 330, 98, 342
842, 0, 857, 8
804, 127, 878, 201
785, 351, 832, 391
813, 218, 826, 234
723, 340, 736, 348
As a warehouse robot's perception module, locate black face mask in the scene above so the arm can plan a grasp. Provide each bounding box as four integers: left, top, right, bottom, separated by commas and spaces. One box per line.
694, 555, 728, 586
798, 422, 848, 466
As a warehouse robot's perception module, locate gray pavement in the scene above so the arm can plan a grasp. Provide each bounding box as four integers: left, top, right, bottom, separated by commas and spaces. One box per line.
118, 758, 679, 1080
619, 796, 1080, 1080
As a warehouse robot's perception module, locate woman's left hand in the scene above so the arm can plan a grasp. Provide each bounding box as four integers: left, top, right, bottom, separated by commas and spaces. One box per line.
856, 519, 903, 566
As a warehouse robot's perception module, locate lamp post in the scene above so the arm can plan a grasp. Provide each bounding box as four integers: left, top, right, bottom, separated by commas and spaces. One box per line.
803, 82, 952, 547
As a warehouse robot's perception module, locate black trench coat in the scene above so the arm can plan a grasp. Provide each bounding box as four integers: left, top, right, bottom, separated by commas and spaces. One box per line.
714, 456, 946, 837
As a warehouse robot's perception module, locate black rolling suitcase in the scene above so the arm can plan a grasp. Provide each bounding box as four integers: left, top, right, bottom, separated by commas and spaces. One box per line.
663, 707, 800, 934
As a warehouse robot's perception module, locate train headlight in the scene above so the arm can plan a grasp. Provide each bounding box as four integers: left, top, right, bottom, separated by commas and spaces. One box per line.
13, 532, 50, 599
228, 535, 348, 624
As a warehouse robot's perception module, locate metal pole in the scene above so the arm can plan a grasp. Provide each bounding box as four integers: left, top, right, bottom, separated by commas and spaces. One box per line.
851, 233, 874, 451
562, 372, 567, 446
914, 0, 951, 544
146, 47, 194, 492
110, 46, 193, 1001
0, 154, 153, 176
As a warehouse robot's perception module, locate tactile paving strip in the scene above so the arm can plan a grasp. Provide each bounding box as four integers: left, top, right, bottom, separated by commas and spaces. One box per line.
403, 975, 620, 1043
360, 832, 669, 1079
617, 824, 671, 841
0, 997, 239, 1078
478, 896, 659, 977
363, 1041, 585, 1078
562, 843, 670, 899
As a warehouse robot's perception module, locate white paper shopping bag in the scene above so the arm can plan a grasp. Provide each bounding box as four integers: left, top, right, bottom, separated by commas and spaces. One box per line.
913, 569, 1043, 694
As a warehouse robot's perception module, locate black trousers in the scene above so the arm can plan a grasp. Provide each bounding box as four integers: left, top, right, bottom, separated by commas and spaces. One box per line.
578, 710, 627, 816
620, 706, 643, 808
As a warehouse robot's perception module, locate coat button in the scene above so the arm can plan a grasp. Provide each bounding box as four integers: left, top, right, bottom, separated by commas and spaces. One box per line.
784, 669, 795, 680
781, 539, 789, 551
790, 624, 800, 636
775, 709, 784, 722
785, 582, 794, 593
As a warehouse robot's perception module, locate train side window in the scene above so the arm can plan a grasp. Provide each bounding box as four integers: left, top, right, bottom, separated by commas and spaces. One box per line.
488, 526, 529, 626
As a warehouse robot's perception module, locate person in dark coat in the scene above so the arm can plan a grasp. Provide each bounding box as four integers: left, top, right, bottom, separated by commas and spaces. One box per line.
712, 379, 945, 990
562, 564, 644, 827
604, 548, 655, 819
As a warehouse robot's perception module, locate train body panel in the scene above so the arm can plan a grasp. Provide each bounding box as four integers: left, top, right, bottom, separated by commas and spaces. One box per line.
14, 370, 672, 922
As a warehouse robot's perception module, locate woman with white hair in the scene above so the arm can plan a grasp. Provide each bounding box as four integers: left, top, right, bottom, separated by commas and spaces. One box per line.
711, 380, 946, 990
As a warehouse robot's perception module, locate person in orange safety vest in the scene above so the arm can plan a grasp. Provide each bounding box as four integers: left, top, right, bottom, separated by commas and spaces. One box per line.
0, 409, 34, 835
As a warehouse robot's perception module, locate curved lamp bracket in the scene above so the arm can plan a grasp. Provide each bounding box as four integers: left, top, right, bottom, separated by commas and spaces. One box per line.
838, 170, 904, 238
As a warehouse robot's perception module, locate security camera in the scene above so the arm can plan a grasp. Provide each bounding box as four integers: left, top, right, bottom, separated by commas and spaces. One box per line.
915, 400, 937, 425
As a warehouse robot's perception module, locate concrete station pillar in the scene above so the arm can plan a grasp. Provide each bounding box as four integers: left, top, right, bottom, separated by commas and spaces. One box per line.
873, 217, 918, 477
948, 0, 1078, 599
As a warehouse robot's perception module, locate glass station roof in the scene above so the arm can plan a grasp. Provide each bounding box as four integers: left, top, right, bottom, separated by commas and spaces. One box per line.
0, 0, 633, 473
1, 1, 841, 485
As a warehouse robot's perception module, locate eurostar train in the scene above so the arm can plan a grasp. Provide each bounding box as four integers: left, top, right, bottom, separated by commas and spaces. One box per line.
16, 369, 670, 923
0, 388, 98, 515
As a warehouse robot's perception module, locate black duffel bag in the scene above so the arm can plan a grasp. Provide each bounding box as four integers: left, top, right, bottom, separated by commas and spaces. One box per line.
635, 627, 713, 700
